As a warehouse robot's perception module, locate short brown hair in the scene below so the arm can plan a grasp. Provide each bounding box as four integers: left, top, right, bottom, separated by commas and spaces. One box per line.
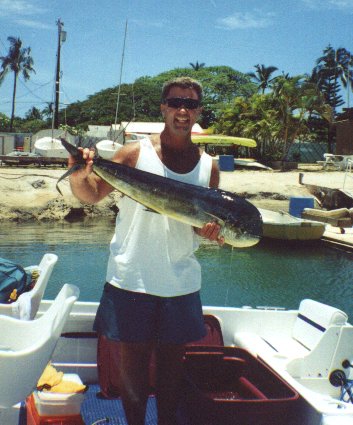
161, 77, 203, 103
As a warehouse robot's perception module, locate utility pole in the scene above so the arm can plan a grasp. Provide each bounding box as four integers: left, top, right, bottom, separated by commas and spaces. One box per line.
54, 18, 66, 129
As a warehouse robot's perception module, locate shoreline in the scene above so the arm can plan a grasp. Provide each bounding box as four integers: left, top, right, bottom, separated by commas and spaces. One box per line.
0, 166, 349, 221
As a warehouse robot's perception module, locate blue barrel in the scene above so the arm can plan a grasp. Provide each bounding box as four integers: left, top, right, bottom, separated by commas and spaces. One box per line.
289, 197, 314, 217
219, 155, 234, 171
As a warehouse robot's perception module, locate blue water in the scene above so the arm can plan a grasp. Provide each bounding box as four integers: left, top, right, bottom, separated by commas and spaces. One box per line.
0, 219, 352, 316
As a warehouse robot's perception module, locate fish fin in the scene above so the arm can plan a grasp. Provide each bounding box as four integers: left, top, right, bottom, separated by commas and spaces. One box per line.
56, 164, 81, 195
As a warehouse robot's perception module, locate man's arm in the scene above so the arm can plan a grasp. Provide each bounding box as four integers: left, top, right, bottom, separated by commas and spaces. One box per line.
68, 148, 113, 204
68, 143, 140, 205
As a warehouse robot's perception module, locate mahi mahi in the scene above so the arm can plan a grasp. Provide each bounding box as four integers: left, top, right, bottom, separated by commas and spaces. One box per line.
57, 139, 262, 248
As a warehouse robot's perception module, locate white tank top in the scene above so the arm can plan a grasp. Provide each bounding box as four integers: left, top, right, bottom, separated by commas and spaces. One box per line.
106, 138, 213, 297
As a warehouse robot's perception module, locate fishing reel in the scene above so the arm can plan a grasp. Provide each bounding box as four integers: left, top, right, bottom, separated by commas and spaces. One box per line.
329, 367, 353, 404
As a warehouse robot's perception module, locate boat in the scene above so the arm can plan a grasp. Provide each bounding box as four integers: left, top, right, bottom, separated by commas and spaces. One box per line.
212, 156, 271, 170
0, 151, 40, 166
95, 133, 148, 159
259, 208, 326, 240
95, 139, 123, 159
2, 254, 353, 424
234, 158, 272, 170
34, 137, 69, 159
192, 134, 257, 148
299, 172, 353, 210
24, 291, 353, 424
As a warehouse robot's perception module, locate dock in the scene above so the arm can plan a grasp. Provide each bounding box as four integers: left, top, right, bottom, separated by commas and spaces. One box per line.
322, 225, 353, 252
0, 155, 67, 167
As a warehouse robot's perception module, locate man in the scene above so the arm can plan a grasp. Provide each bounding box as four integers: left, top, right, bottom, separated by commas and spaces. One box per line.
68, 77, 223, 425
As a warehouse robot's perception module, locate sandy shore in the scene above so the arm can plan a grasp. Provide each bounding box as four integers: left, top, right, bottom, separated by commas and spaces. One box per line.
0, 165, 349, 221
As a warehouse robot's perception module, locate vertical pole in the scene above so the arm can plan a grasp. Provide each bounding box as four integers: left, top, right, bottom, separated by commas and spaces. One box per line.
54, 19, 64, 129
113, 20, 128, 142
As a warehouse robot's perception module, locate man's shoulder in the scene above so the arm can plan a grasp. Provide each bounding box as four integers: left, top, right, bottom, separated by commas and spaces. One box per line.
112, 141, 141, 168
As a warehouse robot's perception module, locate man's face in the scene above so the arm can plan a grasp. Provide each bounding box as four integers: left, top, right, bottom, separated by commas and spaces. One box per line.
160, 87, 202, 137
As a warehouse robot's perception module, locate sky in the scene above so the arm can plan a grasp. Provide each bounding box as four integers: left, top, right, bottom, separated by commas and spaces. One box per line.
0, 0, 352, 118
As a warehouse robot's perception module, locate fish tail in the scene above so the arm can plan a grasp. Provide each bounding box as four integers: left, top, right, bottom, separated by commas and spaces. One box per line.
56, 164, 82, 195
57, 139, 85, 195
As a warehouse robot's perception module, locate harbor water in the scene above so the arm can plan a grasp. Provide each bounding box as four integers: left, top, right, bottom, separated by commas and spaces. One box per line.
0, 219, 352, 316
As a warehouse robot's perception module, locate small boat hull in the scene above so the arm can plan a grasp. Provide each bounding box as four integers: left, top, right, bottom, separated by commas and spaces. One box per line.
34, 137, 69, 159
95, 140, 123, 159
259, 208, 326, 240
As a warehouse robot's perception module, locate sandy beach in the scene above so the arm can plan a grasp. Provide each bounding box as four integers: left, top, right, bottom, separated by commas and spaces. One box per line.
0, 165, 350, 221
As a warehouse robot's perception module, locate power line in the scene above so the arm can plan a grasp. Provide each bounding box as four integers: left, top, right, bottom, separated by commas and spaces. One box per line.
18, 77, 52, 102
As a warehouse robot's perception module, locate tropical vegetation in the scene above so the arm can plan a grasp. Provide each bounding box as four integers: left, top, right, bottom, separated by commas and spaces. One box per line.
0, 38, 352, 162
0, 37, 35, 132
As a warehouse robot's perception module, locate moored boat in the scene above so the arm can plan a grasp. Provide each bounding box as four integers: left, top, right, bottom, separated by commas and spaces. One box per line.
34, 137, 69, 159
259, 208, 326, 240
95, 139, 123, 159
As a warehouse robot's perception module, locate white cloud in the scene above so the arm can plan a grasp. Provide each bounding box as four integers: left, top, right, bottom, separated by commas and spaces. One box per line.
128, 18, 166, 29
302, 0, 353, 10
216, 10, 274, 30
0, 0, 46, 16
0, 0, 50, 30
13, 19, 52, 30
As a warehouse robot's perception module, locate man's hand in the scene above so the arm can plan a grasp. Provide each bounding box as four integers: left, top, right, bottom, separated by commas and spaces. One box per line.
68, 147, 95, 178
195, 222, 225, 246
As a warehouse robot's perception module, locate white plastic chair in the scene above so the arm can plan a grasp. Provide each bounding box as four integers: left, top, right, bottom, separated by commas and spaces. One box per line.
323, 153, 345, 170
0, 283, 79, 408
0, 253, 58, 320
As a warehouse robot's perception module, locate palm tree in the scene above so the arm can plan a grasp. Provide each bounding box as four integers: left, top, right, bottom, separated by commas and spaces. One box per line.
0, 36, 35, 131
247, 64, 278, 93
271, 75, 331, 159
312, 45, 353, 112
0, 68, 8, 86
189, 61, 205, 71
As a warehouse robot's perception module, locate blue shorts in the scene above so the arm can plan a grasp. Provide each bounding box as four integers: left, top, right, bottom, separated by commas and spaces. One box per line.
93, 283, 206, 344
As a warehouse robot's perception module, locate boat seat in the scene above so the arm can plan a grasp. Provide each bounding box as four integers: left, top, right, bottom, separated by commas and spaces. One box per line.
0, 283, 79, 408
234, 299, 348, 364
322, 153, 345, 170
0, 253, 58, 320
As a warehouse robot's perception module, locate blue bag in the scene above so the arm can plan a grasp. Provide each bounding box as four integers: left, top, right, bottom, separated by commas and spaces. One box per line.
0, 257, 32, 303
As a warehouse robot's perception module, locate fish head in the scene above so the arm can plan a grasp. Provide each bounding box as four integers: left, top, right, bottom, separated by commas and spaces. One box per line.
217, 192, 263, 248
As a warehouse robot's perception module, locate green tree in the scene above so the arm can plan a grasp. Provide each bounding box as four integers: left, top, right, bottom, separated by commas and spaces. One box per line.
312, 45, 353, 112
214, 75, 331, 162
271, 75, 329, 159
0, 68, 8, 86
41, 102, 54, 121
0, 113, 10, 131
62, 66, 256, 129
189, 61, 205, 71
25, 106, 42, 120
247, 64, 278, 93
0, 36, 35, 131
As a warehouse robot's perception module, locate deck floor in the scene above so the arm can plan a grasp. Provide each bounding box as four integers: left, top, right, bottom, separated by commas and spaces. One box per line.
81, 385, 157, 425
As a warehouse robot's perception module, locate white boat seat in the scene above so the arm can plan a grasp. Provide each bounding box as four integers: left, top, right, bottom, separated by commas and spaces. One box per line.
0, 253, 58, 320
234, 299, 348, 363
0, 283, 79, 408
292, 299, 347, 350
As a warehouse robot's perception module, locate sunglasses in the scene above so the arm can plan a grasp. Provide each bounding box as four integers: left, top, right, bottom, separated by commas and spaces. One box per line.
164, 97, 201, 110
